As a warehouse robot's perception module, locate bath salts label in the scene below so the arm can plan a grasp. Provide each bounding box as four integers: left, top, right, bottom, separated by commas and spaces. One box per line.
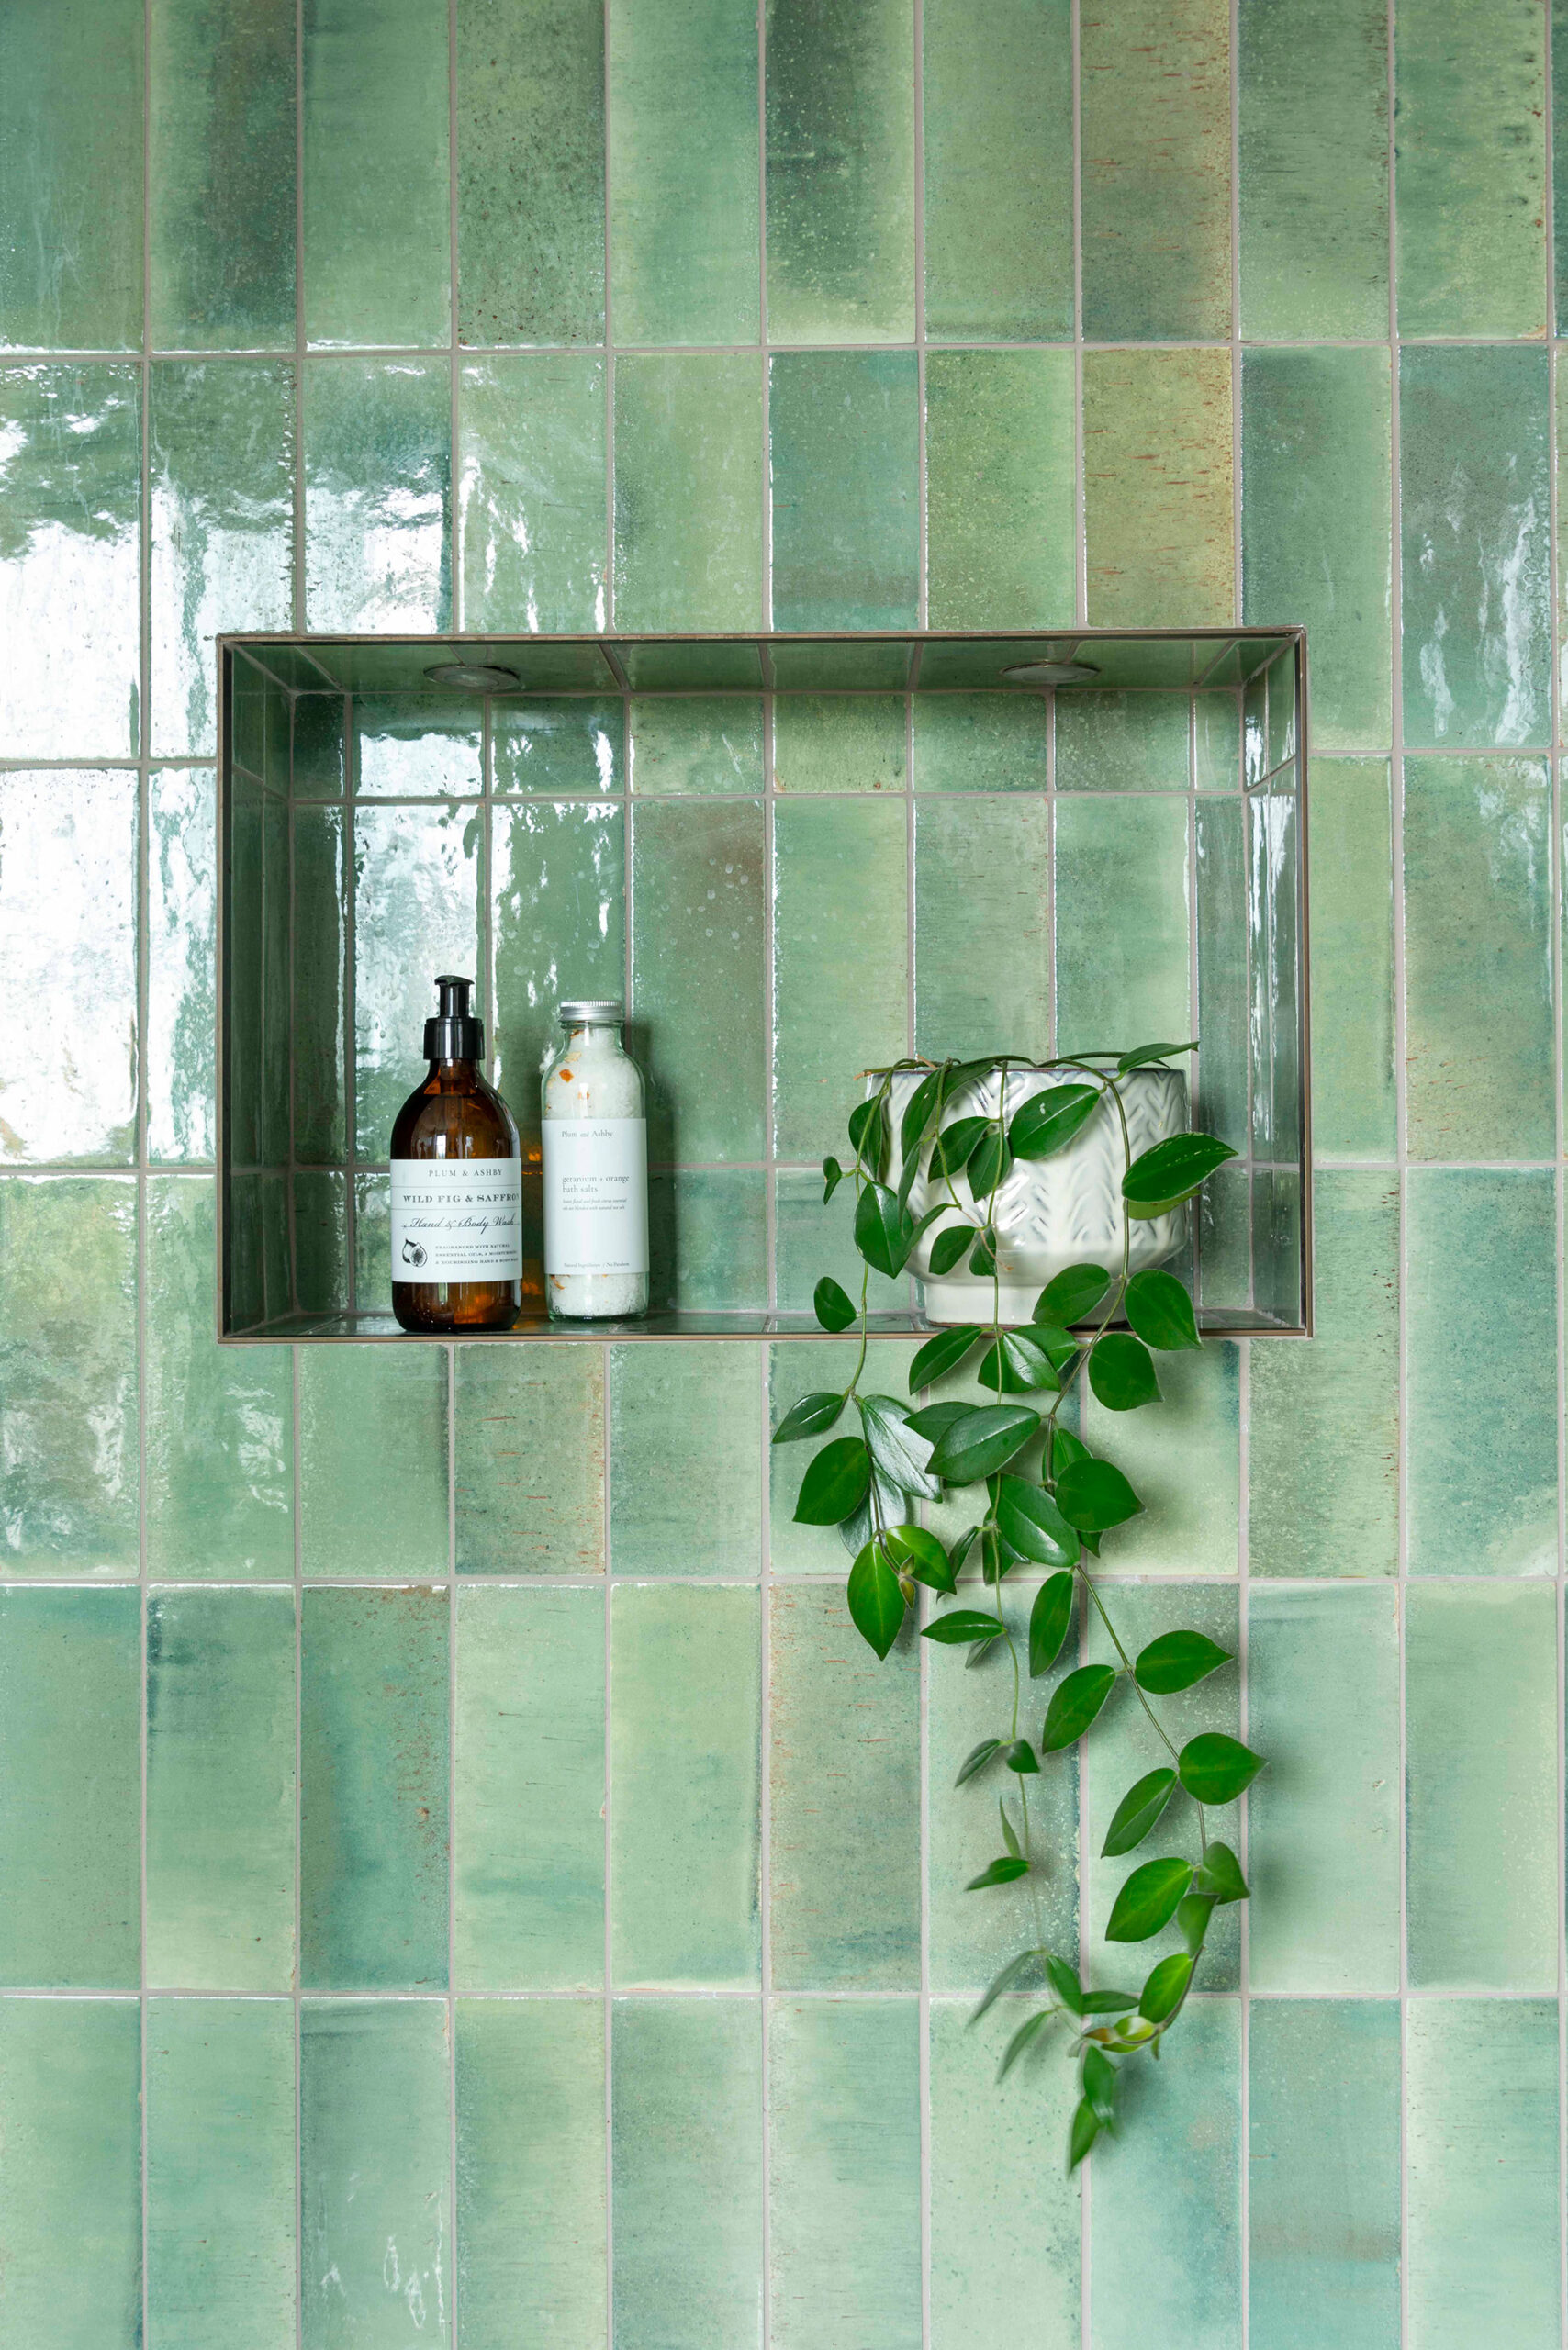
390, 1159, 522, 1282
543, 1118, 649, 1276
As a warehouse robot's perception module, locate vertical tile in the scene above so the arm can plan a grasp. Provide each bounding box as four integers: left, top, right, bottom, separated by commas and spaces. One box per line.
1081, 0, 1233, 339
146, 1998, 297, 2350
1241, 349, 1393, 753
608, 1340, 764, 1573
0, 1998, 141, 2346
303, 0, 450, 346
769, 1999, 922, 2350
1249, 2001, 1402, 2350
146, 1589, 296, 1993
1305, 762, 1396, 1158
454, 1586, 604, 1989
1056, 690, 1191, 790
1081, 1343, 1240, 1574
1399, 345, 1551, 750
1395, 0, 1548, 336
1055, 793, 1190, 1051
1406, 1169, 1558, 1575
772, 692, 905, 792
1083, 351, 1235, 626
1406, 1582, 1558, 1991
300, 1585, 451, 1990
292, 691, 349, 797
769, 1583, 920, 1989
454, 1343, 605, 1572
765, 0, 915, 343
354, 693, 483, 797
300, 2000, 452, 2349
771, 795, 909, 1162
651, 1166, 769, 1310
459, 354, 607, 630
609, 0, 759, 344
148, 769, 218, 1163
923, 0, 1072, 341
353, 798, 479, 1156
769, 351, 920, 628
612, 353, 764, 630
1406, 2001, 1561, 2350
1247, 1587, 1401, 1993
456, 0, 605, 347
304, 358, 452, 629
0, 3, 142, 350
292, 800, 347, 1166
493, 695, 623, 792
299, 1346, 449, 1578
631, 694, 764, 793
924, 349, 1076, 626
0, 1587, 140, 1986
612, 1999, 764, 2350
0, 365, 141, 756
912, 689, 1051, 790
632, 798, 767, 1161
611, 1583, 761, 1986
456, 2000, 607, 2347
150, 0, 297, 348
914, 798, 1049, 1059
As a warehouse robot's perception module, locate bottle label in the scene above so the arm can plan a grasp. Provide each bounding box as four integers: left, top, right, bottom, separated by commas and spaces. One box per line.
543, 1118, 649, 1276
390, 1159, 522, 1283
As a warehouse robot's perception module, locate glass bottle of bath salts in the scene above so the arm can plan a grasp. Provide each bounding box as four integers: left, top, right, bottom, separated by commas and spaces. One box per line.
541, 1001, 649, 1319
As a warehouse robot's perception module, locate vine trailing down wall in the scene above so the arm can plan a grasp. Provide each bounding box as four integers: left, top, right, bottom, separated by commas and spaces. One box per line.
773, 1046, 1258, 2168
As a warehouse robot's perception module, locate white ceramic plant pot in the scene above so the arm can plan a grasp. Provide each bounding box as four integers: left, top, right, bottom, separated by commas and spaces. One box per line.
885, 1065, 1188, 1326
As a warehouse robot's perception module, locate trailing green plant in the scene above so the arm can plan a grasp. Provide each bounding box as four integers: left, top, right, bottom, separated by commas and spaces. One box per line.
773, 1045, 1257, 2170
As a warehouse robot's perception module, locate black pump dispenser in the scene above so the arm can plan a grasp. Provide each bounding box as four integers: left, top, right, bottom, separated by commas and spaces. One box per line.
423, 973, 484, 1063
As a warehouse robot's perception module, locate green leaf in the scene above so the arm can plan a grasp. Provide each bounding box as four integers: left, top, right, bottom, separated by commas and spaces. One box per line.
1100, 1766, 1179, 1858
881, 1524, 955, 1594
813, 1276, 857, 1333
903, 1399, 972, 1445
771, 1390, 845, 1444
1088, 1333, 1160, 1412
1104, 1856, 1193, 1942
1045, 1424, 1090, 1483
928, 1222, 975, 1275
1030, 1320, 1081, 1377
1010, 1083, 1100, 1160
1121, 1130, 1238, 1218
929, 1115, 990, 1180
1027, 1572, 1076, 1676
1045, 1953, 1083, 2014
1055, 1456, 1142, 1531
1134, 1628, 1232, 1695
858, 1393, 941, 1501
977, 1328, 1062, 1394
1116, 1039, 1198, 1072
955, 1737, 1002, 1788
1193, 1841, 1250, 1904
968, 1854, 1029, 1891
1081, 2044, 1118, 2123
1040, 1662, 1118, 1751
908, 1325, 980, 1391
971, 1946, 1046, 2023
969, 1226, 997, 1277
792, 1437, 870, 1525
1068, 2098, 1100, 2169
1002, 1737, 1039, 1774
922, 1608, 1007, 1646
997, 1478, 1081, 1569
1037, 1263, 1112, 1324
1080, 1987, 1139, 2015
1176, 1893, 1215, 1954
1178, 1732, 1265, 1803
846, 1542, 906, 1660
1138, 1952, 1193, 2024
999, 1799, 1021, 1857
848, 1091, 890, 1179
998, 2010, 1055, 2081
899, 1067, 945, 1160
822, 1156, 845, 1203
927, 1404, 1042, 1484
967, 1125, 1013, 1198
1124, 1267, 1202, 1352
854, 1183, 915, 1278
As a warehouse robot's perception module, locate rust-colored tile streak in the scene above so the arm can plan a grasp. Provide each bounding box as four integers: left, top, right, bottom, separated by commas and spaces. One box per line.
1083, 348, 1237, 627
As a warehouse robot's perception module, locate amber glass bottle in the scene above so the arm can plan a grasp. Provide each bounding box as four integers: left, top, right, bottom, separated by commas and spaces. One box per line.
390, 975, 522, 1333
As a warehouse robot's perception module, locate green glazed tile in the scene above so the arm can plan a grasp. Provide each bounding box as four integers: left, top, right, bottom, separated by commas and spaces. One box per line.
1400, 345, 1551, 749
459, 356, 607, 632
353, 1169, 391, 1300
1057, 691, 1190, 791
1305, 762, 1395, 1158
765, 0, 914, 342
292, 803, 348, 1165
0, 1175, 139, 1574
146, 1590, 296, 1993
1266, 650, 1296, 773
146, 1999, 296, 2350
769, 351, 919, 629
353, 799, 480, 1155
1395, 0, 1548, 336
301, 1586, 451, 1990
457, 0, 605, 346
1081, 1343, 1239, 1574
610, 0, 759, 344
612, 1998, 764, 2350
300, 1346, 448, 1578
630, 695, 763, 793
609, 1341, 763, 1573
0, 5, 142, 349
454, 1343, 605, 1572
623, 642, 765, 690
767, 1340, 920, 1570
1081, 0, 1232, 338
1406, 1582, 1558, 1991
1249, 1171, 1399, 1577
631, 797, 767, 1161
769, 1582, 919, 1989
301, 2000, 451, 2348
772, 795, 909, 1161
0, 770, 136, 1161
1241, 349, 1392, 752
923, 0, 1072, 340
1406, 755, 1552, 1156
930, 1999, 1079, 2345
1406, 2000, 1561, 2348
456, 2000, 607, 2347
148, 770, 217, 1163
303, 0, 449, 345
773, 694, 905, 793
912, 690, 1050, 790
611, 1583, 761, 1986
354, 694, 482, 797
294, 1170, 350, 1313
1193, 792, 1248, 1158
769, 1999, 921, 2350
612, 354, 764, 631
1238, 0, 1390, 338
771, 1171, 908, 1323
913, 795, 1050, 1059
1084, 351, 1235, 627
651, 1170, 768, 1309
293, 694, 348, 797
304, 359, 453, 630
0, 1587, 139, 1986
1248, 1587, 1400, 1993
0, 365, 140, 756
1194, 692, 1241, 789
1249, 2001, 1401, 2350
0, 1999, 141, 2345
150, 0, 296, 348
770, 642, 913, 690
1406, 1169, 1558, 1575
454, 1586, 604, 1989
494, 695, 622, 791
1054, 792, 1190, 1051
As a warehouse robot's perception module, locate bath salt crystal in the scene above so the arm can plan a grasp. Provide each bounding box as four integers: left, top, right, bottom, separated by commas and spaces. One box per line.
542, 1002, 650, 1319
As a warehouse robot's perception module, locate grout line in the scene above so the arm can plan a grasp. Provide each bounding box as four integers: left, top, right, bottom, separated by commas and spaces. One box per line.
602, 0, 616, 640
1070, 0, 1086, 630
294, 0, 307, 629
913, 0, 928, 637
757, 1338, 775, 2348
601, 1341, 616, 2350
448, 0, 461, 643
446, 1342, 459, 2350
138, 3, 153, 2328
292, 1339, 305, 2350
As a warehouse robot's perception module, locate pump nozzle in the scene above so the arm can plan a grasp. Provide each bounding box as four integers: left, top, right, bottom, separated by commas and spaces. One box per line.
424, 973, 484, 1062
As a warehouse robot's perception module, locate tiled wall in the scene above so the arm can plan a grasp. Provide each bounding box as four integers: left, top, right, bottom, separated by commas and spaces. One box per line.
0, 0, 1562, 2344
